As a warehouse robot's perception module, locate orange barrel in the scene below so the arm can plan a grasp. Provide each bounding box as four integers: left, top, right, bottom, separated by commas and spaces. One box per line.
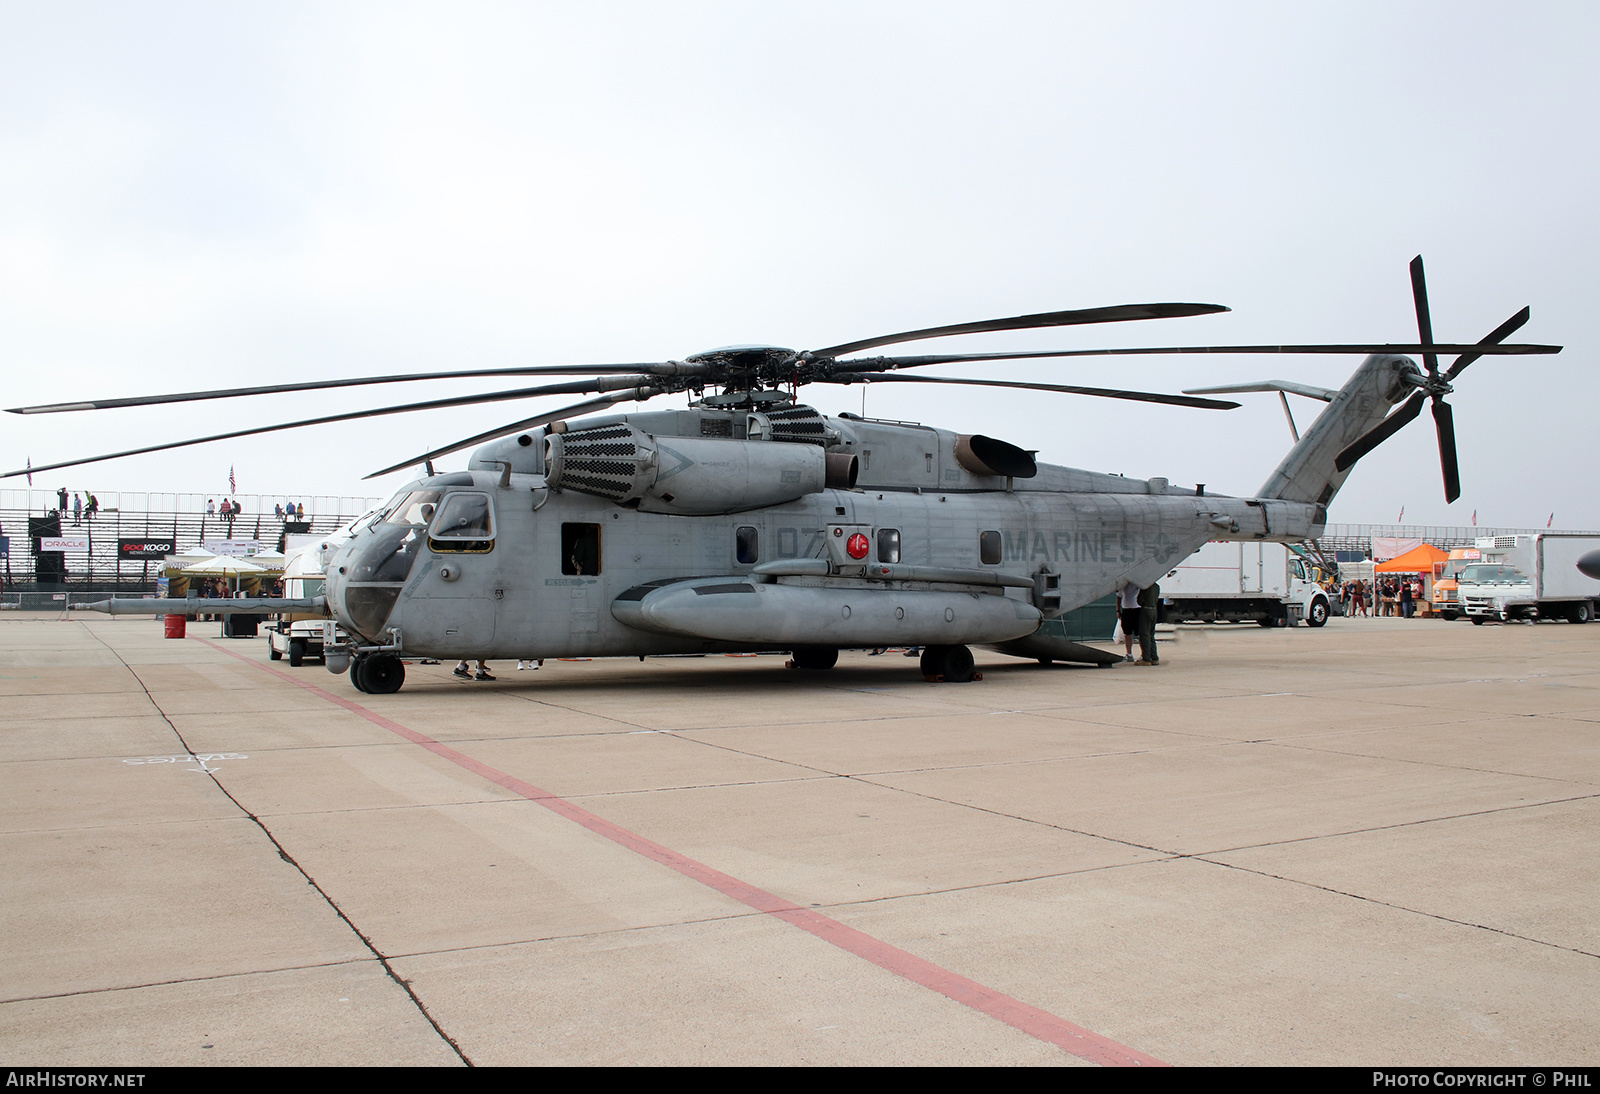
163, 614, 186, 639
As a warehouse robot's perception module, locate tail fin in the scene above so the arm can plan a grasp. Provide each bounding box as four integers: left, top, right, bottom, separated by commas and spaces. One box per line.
1255, 354, 1419, 505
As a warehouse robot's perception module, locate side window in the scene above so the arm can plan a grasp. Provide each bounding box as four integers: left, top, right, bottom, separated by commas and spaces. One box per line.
877, 528, 901, 563
736, 526, 759, 565
428, 493, 494, 553
979, 530, 1002, 565
562, 523, 602, 575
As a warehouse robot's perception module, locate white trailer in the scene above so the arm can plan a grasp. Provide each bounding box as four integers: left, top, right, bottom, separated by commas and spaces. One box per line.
1458, 534, 1600, 624
1159, 541, 1332, 627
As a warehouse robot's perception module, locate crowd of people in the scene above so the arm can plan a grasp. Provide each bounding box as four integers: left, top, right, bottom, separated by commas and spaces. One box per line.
201, 499, 306, 520
1333, 576, 1427, 618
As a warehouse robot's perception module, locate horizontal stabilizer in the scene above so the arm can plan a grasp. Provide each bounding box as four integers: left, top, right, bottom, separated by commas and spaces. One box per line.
1183, 380, 1337, 402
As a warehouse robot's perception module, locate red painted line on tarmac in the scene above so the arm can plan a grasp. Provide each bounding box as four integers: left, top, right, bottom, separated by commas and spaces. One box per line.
196, 638, 1167, 1066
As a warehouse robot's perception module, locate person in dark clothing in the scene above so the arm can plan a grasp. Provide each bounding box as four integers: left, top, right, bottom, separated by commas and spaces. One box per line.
1136, 582, 1161, 665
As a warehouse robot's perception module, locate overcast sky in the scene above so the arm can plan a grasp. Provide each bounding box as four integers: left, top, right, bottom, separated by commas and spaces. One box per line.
1, 2, 1593, 527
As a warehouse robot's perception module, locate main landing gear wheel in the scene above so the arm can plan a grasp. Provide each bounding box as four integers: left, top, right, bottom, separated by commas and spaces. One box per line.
288, 637, 306, 667
789, 646, 839, 671
349, 655, 369, 691
920, 644, 977, 683
355, 653, 405, 694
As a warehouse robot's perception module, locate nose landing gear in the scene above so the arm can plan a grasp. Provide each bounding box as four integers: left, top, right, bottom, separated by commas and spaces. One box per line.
350, 653, 406, 694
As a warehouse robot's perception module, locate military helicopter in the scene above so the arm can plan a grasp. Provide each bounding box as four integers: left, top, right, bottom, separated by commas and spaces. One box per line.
8, 257, 1559, 693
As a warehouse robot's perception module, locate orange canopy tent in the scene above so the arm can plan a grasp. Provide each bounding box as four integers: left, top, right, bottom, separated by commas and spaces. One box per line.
1375, 543, 1449, 573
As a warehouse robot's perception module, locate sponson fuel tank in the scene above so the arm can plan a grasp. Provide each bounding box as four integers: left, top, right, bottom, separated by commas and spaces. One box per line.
612, 577, 1042, 646
545, 424, 856, 514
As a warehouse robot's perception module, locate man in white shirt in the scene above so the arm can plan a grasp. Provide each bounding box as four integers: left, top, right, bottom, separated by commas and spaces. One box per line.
1118, 581, 1140, 663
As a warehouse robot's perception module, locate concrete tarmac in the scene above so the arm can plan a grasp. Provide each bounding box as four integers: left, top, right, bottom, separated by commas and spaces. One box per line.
2, 612, 1597, 1066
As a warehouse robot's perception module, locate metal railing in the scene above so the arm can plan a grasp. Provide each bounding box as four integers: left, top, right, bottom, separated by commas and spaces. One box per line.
1315, 524, 1600, 557
0, 489, 380, 519
0, 505, 360, 593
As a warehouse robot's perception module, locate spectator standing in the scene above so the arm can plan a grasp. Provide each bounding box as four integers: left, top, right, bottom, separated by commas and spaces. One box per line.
1136, 582, 1161, 665
1117, 581, 1140, 663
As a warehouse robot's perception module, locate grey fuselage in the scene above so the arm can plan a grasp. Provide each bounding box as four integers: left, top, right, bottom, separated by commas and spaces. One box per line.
322, 354, 1416, 662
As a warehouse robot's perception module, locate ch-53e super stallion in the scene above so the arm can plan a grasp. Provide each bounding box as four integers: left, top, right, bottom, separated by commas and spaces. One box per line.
7, 257, 1559, 693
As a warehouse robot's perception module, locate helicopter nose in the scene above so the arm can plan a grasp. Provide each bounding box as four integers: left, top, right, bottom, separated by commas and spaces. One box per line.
333, 524, 425, 640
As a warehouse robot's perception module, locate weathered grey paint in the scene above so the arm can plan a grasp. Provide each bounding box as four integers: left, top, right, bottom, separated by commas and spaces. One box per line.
320, 354, 1410, 665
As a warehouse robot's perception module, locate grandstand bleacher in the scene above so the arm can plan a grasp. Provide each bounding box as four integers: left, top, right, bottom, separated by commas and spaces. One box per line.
0, 490, 379, 608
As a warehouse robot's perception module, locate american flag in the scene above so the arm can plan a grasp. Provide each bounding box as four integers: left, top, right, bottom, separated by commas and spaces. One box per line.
229, 465, 236, 494
1471, 510, 1477, 526
1548, 513, 1555, 528
1397, 506, 1404, 523
25, 457, 31, 487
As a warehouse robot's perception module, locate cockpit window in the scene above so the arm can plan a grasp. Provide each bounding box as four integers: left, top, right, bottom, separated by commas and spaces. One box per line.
428, 492, 494, 553
383, 489, 443, 528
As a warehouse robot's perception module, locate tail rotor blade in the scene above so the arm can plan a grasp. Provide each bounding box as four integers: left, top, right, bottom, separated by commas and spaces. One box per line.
1410, 255, 1440, 380
1432, 398, 1461, 503
1334, 390, 1427, 472
1443, 307, 1530, 382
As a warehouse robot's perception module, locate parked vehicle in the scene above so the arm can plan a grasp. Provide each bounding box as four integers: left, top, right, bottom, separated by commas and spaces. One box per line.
266, 529, 359, 664
1160, 541, 1331, 627
1430, 547, 1482, 621
1458, 534, 1600, 624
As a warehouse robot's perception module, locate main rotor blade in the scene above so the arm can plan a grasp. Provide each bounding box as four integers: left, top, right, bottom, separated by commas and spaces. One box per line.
824, 372, 1239, 410
362, 388, 660, 480
1433, 398, 1461, 504
836, 342, 1561, 371
1333, 391, 1427, 472
1410, 255, 1440, 380
1443, 307, 1530, 382
0, 376, 652, 480
812, 303, 1230, 357
4, 363, 695, 415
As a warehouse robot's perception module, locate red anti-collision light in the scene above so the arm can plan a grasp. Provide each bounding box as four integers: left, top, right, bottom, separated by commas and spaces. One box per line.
846, 533, 870, 559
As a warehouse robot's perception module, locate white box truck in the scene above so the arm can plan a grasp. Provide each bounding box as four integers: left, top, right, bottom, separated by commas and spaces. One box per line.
1458, 534, 1600, 624
1160, 541, 1332, 627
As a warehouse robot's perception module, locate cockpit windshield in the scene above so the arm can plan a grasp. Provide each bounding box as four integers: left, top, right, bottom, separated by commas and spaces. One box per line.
383, 489, 444, 528
1459, 564, 1527, 583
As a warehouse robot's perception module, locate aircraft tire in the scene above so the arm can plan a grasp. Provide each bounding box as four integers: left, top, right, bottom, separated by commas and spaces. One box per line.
360, 654, 405, 694
921, 644, 975, 683
349, 655, 370, 691
1307, 598, 1329, 628
288, 638, 306, 667
790, 646, 838, 671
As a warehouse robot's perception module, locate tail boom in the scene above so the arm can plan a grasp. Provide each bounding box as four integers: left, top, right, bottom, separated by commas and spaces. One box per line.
1256, 354, 1419, 507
